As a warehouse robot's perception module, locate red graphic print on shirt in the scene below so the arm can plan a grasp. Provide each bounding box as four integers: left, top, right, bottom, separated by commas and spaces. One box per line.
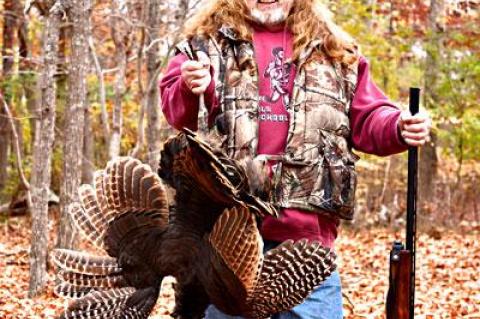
263, 47, 292, 108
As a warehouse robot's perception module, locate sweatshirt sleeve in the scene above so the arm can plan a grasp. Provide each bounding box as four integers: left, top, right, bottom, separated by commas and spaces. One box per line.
349, 56, 408, 156
159, 53, 218, 131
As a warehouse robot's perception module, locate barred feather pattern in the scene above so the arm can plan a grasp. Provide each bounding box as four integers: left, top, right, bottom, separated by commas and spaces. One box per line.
59, 287, 136, 319
246, 240, 337, 318
54, 270, 127, 298
52, 249, 121, 276
54, 283, 95, 299
72, 157, 169, 249
208, 206, 263, 295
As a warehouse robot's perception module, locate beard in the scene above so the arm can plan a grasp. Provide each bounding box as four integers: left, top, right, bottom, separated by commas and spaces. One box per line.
249, 6, 290, 26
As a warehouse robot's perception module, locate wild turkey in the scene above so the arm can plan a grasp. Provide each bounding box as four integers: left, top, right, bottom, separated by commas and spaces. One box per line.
52, 129, 337, 319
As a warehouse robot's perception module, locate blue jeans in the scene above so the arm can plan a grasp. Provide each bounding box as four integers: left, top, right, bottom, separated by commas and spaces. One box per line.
204, 241, 343, 319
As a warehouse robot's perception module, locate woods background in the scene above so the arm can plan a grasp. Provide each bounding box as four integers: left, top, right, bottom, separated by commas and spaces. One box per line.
0, 0, 479, 318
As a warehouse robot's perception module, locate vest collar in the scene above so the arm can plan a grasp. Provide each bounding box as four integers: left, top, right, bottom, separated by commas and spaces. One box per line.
218, 25, 241, 42
297, 39, 323, 68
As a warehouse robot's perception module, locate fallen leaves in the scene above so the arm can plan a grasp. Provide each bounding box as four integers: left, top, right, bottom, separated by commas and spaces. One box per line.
338, 226, 480, 319
0, 217, 478, 318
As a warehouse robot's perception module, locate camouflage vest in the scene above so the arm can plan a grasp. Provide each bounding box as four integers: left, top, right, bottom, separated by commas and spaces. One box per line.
177, 27, 360, 220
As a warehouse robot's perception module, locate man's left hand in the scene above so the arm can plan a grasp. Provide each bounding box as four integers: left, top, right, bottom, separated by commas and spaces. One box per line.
398, 111, 432, 147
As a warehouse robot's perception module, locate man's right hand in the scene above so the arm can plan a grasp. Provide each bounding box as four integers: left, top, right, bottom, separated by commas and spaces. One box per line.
181, 52, 211, 95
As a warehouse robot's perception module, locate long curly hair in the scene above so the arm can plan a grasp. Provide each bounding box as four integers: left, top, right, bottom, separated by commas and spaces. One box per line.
182, 0, 358, 65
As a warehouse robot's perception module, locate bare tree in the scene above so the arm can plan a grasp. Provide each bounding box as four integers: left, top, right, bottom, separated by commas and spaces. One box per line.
29, 0, 64, 297
0, 0, 22, 196
421, 0, 444, 207
57, 0, 91, 249
108, 0, 131, 158
89, 35, 110, 147
145, 0, 162, 170
18, 4, 38, 152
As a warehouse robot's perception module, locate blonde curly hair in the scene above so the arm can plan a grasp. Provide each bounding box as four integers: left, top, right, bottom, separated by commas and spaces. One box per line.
182, 0, 359, 65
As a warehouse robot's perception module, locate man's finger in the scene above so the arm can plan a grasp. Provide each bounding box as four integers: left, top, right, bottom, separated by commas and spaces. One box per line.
402, 116, 428, 124
190, 78, 208, 88
402, 131, 429, 141
403, 123, 429, 133
191, 84, 208, 95
182, 60, 206, 71
185, 69, 210, 80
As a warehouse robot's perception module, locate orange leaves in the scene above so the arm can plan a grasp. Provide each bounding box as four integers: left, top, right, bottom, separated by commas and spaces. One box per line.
338, 227, 480, 318
0, 217, 478, 318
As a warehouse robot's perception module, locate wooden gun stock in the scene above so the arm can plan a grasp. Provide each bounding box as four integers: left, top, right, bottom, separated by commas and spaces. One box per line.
386, 242, 413, 319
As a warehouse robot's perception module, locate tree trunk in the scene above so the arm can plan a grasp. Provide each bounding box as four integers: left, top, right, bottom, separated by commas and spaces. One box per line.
0, 0, 20, 197
1, 0, 19, 74
145, 0, 162, 170
421, 0, 444, 206
88, 35, 110, 147
57, 0, 91, 249
18, 1, 37, 154
29, 1, 63, 298
109, 0, 130, 158
82, 105, 94, 185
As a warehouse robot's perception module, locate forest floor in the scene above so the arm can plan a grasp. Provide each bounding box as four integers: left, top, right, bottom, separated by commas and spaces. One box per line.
0, 216, 479, 319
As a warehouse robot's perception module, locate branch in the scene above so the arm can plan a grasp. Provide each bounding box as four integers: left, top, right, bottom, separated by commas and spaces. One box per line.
130, 5, 147, 158
88, 35, 110, 144
0, 94, 32, 209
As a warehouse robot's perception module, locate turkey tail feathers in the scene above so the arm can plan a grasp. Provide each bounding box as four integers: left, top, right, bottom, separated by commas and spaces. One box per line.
71, 157, 169, 249
55, 157, 167, 318
52, 249, 124, 300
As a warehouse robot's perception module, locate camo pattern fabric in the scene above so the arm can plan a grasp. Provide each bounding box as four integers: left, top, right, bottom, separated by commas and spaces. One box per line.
176, 26, 360, 220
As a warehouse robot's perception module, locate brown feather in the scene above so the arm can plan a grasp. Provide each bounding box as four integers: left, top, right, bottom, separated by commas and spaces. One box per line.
209, 206, 263, 295
246, 240, 336, 318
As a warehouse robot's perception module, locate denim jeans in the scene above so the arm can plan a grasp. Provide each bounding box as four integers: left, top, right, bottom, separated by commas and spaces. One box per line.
204, 241, 343, 319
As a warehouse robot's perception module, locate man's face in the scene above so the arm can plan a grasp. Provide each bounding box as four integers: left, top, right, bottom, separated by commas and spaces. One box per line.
245, 0, 295, 27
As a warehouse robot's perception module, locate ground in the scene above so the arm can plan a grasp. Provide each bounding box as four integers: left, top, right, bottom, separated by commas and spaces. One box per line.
0, 217, 479, 319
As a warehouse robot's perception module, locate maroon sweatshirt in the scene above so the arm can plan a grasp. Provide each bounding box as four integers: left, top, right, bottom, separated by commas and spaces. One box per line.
160, 28, 407, 248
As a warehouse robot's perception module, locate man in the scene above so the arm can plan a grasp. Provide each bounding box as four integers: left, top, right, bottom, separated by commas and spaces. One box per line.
160, 0, 431, 318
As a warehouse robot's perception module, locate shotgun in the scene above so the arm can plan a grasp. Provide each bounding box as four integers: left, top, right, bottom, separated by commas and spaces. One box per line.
386, 87, 420, 319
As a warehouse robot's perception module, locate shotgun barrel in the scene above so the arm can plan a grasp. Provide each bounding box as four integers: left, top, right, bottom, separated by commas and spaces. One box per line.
386, 88, 420, 319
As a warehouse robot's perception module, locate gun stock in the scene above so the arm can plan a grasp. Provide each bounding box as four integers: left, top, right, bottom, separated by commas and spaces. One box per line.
386, 242, 413, 319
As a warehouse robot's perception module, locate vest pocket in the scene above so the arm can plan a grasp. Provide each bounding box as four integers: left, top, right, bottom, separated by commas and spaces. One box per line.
307, 133, 357, 220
